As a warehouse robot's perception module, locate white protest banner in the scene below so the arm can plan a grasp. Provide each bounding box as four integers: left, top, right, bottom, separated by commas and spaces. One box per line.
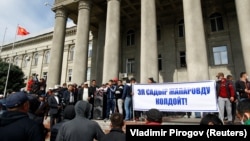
133, 80, 218, 112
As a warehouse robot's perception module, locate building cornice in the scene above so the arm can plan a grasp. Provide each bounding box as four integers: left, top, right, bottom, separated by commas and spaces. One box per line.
2, 26, 77, 50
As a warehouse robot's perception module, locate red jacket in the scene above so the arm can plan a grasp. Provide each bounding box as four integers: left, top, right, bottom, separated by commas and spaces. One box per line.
27, 80, 33, 91
217, 78, 235, 98
145, 122, 162, 125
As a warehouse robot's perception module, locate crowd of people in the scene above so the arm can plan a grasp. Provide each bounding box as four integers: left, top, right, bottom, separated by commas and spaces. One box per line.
0, 71, 250, 141
215, 71, 250, 125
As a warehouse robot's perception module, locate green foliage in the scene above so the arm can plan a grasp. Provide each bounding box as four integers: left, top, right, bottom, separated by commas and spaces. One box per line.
0, 60, 25, 94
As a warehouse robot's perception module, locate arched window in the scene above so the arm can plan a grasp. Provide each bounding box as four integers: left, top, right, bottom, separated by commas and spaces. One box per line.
32, 53, 39, 66
126, 30, 135, 46
44, 50, 50, 64
22, 55, 28, 68
157, 25, 161, 41
14, 56, 19, 66
69, 46, 75, 60
178, 19, 185, 37
209, 13, 224, 32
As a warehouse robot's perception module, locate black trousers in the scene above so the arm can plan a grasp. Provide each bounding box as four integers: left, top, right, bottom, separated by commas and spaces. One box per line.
50, 112, 61, 128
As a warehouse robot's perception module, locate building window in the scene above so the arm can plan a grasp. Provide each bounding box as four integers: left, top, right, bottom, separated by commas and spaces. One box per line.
69, 46, 75, 61
88, 42, 92, 57
127, 30, 135, 46
32, 53, 39, 66
42, 72, 48, 80
157, 25, 161, 41
87, 67, 91, 81
213, 46, 228, 65
180, 51, 186, 67
126, 58, 135, 73
178, 19, 185, 37
210, 13, 224, 32
158, 54, 162, 71
22, 55, 28, 68
44, 50, 50, 64
14, 56, 19, 66
68, 69, 72, 82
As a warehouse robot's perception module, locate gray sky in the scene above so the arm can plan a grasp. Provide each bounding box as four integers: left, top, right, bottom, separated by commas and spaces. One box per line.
0, 0, 75, 44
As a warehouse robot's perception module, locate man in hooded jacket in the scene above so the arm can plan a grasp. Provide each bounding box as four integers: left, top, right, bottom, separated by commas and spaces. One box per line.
56, 100, 105, 141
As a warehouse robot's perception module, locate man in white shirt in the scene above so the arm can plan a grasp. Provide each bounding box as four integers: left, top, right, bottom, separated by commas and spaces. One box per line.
78, 82, 92, 119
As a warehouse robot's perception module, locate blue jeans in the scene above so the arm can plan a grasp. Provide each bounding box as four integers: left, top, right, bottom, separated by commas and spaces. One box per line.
124, 96, 132, 120
106, 99, 116, 118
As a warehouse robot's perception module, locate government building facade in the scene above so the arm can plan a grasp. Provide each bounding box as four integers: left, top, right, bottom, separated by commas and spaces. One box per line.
1, 0, 249, 89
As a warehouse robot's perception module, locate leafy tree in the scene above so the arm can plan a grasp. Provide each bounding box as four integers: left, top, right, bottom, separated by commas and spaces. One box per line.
0, 60, 25, 95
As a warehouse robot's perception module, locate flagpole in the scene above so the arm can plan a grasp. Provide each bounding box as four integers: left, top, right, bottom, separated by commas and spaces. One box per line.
3, 25, 18, 98
0, 27, 7, 57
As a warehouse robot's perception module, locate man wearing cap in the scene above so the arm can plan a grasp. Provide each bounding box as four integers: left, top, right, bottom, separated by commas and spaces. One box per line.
216, 72, 235, 125
145, 108, 163, 125
0, 92, 44, 141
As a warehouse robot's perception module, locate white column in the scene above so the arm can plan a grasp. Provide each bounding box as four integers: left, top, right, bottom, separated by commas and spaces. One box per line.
47, 7, 67, 89
72, 0, 91, 85
61, 45, 70, 84
183, 0, 209, 81
96, 21, 106, 85
90, 31, 98, 81
140, 0, 158, 83
235, 0, 250, 74
102, 0, 121, 84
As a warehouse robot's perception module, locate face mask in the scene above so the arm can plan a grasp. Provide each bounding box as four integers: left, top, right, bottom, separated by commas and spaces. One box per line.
240, 114, 250, 125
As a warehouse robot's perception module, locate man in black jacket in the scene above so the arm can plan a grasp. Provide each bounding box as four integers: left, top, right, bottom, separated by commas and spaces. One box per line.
63, 84, 77, 106
48, 89, 62, 129
115, 80, 124, 115
89, 80, 99, 119
50, 105, 75, 141
78, 82, 92, 119
0, 91, 44, 141
235, 72, 250, 101
101, 112, 125, 141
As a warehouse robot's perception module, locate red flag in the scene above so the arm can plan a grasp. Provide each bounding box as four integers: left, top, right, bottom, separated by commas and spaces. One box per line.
17, 26, 30, 35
